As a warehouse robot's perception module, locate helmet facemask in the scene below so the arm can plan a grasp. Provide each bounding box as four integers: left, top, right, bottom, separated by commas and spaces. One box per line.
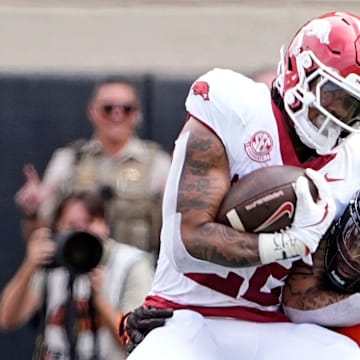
282, 51, 360, 155
325, 191, 360, 293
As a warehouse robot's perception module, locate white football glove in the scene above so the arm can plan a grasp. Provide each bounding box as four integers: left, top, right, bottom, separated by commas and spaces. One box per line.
259, 168, 335, 265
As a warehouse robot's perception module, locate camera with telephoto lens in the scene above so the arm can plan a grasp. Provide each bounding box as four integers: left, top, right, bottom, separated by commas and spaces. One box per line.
46, 230, 103, 274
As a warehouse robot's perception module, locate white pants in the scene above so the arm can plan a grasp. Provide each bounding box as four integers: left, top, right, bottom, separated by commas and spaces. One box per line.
127, 309, 360, 360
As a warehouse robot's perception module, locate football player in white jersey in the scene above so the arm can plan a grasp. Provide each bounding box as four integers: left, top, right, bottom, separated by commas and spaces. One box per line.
122, 12, 360, 359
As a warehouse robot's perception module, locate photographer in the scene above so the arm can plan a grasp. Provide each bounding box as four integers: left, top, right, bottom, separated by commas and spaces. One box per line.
0, 191, 154, 359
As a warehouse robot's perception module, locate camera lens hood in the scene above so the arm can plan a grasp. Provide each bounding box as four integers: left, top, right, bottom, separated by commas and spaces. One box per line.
51, 230, 103, 274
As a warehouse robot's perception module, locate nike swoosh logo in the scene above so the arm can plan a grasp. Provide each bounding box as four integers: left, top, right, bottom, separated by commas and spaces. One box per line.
305, 202, 329, 228
254, 202, 294, 232
324, 173, 344, 183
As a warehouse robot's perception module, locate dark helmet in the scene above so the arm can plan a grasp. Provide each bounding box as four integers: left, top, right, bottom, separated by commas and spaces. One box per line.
325, 190, 360, 293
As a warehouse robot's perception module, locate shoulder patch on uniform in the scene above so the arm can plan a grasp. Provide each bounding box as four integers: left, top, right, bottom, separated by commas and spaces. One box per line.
244, 131, 273, 163
192, 81, 210, 101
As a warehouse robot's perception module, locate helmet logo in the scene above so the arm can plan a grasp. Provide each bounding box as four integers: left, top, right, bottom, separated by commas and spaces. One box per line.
192, 81, 210, 101
293, 19, 331, 55
244, 131, 273, 162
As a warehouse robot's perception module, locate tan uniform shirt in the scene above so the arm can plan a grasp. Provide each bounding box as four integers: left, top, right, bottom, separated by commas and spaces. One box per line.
40, 137, 171, 254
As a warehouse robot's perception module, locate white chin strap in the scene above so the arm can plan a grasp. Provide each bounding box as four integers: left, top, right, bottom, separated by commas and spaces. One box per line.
293, 113, 341, 155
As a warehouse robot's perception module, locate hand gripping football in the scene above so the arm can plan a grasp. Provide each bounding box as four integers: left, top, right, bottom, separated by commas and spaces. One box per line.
216, 165, 317, 233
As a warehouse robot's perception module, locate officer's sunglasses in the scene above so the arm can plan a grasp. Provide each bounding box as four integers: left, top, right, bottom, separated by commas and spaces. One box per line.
100, 103, 137, 116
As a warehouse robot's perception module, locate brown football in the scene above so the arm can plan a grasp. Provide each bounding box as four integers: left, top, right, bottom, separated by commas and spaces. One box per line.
216, 165, 318, 233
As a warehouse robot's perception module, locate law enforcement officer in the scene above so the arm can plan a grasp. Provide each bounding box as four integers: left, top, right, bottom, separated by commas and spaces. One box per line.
15, 78, 171, 260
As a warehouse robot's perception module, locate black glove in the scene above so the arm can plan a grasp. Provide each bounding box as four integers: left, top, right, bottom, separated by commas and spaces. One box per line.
118, 305, 174, 353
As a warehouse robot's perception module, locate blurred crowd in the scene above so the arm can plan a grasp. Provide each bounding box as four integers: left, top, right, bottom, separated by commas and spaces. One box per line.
0, 77, 171, 359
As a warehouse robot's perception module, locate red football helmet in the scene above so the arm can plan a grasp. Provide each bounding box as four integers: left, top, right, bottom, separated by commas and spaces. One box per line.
276, 12, 360, 154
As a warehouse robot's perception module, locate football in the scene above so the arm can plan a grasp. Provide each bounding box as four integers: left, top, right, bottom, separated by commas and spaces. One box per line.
216, 165, 318, 233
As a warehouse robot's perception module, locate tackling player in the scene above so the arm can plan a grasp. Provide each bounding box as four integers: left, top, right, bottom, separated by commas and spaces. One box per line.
283, 190, 360, 345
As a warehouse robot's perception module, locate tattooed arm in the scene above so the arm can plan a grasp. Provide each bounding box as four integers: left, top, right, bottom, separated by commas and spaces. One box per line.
283, 237, 348, 310
175, 116, 331, 269
177, 117, 260, 268
174, 116, 332, 270
283, 237, 360, 326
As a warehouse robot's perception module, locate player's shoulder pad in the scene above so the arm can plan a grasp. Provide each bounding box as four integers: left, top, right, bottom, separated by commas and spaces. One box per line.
187, 68, 252, 107
185, 68, 262, 131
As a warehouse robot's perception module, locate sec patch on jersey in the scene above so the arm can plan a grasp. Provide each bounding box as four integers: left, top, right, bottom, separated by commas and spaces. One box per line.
216, 165, 317, 233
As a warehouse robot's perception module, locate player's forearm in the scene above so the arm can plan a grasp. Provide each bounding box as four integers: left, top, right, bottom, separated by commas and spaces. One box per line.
282, 239, 346, 311
283, 275, 350, 311
175, 118, 259, 268
281, 242, 360, 327
183, 222, 261, 268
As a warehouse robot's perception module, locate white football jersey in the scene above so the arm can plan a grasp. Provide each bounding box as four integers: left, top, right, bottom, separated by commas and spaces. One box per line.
146, 68, 360, 322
